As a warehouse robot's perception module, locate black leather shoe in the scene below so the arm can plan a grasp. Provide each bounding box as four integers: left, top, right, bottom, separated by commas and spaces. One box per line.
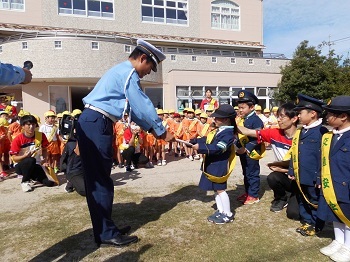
118, 225, 131, 235
98, 235, 138, 247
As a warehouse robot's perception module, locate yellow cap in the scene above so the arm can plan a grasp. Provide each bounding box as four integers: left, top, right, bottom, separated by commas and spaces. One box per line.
263, 108, 270, 113
0, 118, 9, 127
183, 108, 189, 112
72, 109, 82, 117
179, 112, 184, 116
234, 106, 239, 110
163, 109, 169, 114
57, 113, 63, 118
272, 106, 279, 112
32, 114, 41, 124
62, 110, 71, 116
157, 109, 164, 115
169, 109, 175, 114
44, 110, 56, 117
255, 105, 262, 111
18, 109, 29, 117
200, 112, 208, 119
187, 108, 195, 113
195, 109, 202, 115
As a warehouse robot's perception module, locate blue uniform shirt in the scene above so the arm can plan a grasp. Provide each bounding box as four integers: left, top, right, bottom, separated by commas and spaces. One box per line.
83, 60, 165, 136
0, 62, 26, 85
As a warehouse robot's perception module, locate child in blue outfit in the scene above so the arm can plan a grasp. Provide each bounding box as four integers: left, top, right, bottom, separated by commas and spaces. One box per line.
235, 90, 264, 205
191, 104, 237, 224
317, 96, 350, 261
289, 94, 328, 236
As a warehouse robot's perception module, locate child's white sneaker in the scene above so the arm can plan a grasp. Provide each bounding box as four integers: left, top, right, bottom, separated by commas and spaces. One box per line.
157, 160, 162, 166
162, 160, 167, 166
188, 155, 194, 161
320, 240, 343, 256
330, 244, 350, 262
21, 182, 33, 192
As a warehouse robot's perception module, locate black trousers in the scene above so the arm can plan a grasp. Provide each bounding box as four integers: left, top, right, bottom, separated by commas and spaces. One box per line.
15, 157, 54, 187
267, 171, 299, 220
67, 171, 86, 196
121, 146, 148, 166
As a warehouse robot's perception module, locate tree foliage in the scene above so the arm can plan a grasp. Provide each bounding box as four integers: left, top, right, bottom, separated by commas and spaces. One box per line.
274, 40, 350, 103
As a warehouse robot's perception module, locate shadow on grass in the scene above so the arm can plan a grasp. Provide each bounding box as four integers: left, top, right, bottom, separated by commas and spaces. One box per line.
104, 244, 152, 262
111, 185, 214, 231
28, 228, 98, 262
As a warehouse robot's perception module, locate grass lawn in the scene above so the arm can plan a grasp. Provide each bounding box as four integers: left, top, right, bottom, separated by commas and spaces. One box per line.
0, 178, 333, 262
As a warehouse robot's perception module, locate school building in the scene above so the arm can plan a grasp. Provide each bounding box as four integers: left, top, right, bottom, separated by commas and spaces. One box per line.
0, 0, 289, 117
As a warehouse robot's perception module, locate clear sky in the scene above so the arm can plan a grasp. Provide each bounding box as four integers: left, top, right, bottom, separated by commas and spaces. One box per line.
263, 0, 350, 59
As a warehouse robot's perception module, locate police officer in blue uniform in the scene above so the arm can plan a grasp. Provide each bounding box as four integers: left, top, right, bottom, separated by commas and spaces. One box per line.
235, 90, 264, 204
76, 39, 170, 247
289, 94, 328, 236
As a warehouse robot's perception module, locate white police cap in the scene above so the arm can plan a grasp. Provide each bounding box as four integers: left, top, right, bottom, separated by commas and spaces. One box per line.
136, 39, 166, 72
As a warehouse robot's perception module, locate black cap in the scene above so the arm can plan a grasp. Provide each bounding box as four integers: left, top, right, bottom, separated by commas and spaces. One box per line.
210, 104, 237, 119
236, 90, 259, 105
323, 96, 350, 113
294, 94, 325, 113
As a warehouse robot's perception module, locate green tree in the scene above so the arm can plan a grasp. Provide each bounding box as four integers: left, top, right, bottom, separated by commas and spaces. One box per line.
274, 40, 344, 103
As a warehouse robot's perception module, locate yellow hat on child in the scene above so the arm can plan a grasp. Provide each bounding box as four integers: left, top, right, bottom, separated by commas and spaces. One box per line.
44, 110, 56, 117
195, 109, 202, 115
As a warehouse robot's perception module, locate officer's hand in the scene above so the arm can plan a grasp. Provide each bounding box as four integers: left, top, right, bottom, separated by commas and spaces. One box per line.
288, 175, 295, 180
236, 147, 246, 154
21, 68, 32, 84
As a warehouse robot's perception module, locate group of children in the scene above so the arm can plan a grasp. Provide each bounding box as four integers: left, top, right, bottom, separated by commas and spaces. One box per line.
193, 90, 350, 261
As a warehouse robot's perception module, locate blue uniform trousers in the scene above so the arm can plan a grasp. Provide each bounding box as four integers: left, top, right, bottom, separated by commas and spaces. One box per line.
239, 154, 260, 198
297, 184, 319, 226
76, 108, 119, 243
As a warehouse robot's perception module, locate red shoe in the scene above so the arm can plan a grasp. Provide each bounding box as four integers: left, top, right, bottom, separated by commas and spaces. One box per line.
244, 195, 260, 205
237, 193, 248, 202
0, 171, 9, 178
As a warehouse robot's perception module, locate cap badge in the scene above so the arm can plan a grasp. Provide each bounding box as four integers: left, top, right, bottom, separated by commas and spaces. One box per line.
239, 92, 245, 98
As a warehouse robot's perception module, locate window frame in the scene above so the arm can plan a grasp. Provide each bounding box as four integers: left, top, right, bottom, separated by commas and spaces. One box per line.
58, 0, 114, 19
124, 45, 131, 53
141, 0, 189, 26
54, 40, 62, 49
91, 41, 99, 50
0, 0, 25, 11
211, 0, 240, 31
265, 59, 271, 66
170, 54, 176, 61
211, 56, 217, 63
191, 55, 197, 62
248, 58, 254, 65
230, 57, 236, 64
21, 41, 28, 50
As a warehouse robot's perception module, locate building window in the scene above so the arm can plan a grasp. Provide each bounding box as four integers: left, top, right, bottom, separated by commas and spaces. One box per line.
54, 40, 62, 49
211, 57, 217, 63
124, 45, 131, 53
170, 54, 176, 61
58, 0, 114, 18
211, 0, 240, 30
0, 0, 24, 10
91, 41, 99, 50
248, 58, 254, 65
141, 0, 188, 25
191, 56, 197, 62
265, 59, 271, 66
22, 41, 28, 50
230, 57, 236, 64
0, 45, 2, 53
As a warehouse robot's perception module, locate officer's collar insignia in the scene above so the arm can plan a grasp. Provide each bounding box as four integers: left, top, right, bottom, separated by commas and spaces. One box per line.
296, 98, 299, 105
327, 99, 332, 105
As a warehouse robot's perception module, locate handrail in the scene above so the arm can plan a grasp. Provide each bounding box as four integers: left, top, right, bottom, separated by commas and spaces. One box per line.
0, 31, 287, 59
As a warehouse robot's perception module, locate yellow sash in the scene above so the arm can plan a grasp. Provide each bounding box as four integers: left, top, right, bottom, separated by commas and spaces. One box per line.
176, 122, 183, 137
291, 128, 318, 208
187, 118, 198, 133
202, 129, 236, 183
237, 118, 265, 160
321, 132, 350, 227
47, 125, 58, 143
199, 123, 210, 137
